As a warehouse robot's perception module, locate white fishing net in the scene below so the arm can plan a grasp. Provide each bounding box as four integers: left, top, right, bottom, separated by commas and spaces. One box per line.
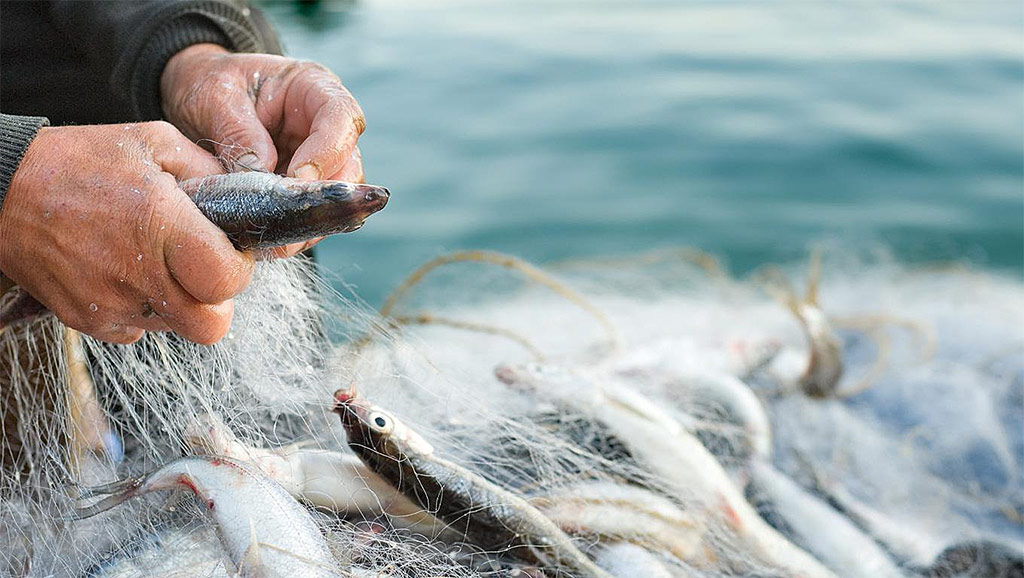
0, 248, 1020, 577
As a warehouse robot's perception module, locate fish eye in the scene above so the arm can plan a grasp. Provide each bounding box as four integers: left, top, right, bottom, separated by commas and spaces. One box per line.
367, 411, 393, 434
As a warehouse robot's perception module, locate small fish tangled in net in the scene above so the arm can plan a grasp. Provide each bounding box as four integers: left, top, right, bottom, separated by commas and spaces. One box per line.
0, 247, 1020, 577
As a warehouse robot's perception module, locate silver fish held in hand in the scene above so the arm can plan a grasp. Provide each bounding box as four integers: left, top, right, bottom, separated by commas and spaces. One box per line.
179, 172, 389, 250
0, 172, 389, 329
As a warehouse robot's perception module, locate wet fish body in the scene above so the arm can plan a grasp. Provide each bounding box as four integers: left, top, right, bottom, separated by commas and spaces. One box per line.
532, 481, 707, 563
332, 390, 615, 578
0, 172, 388, 329
185, 412, 438, 533
180, 172, 389, 250
495, 363, 838, 578
593, 543, 676, 578
615, 362, 773, 462
745, 460, 906, 578
73, 455, 340, 578
808, 474, 946, 567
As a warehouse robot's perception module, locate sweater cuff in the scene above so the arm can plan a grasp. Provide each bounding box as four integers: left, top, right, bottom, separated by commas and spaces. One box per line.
0, 114, 49, 210
121, 1, 269, 120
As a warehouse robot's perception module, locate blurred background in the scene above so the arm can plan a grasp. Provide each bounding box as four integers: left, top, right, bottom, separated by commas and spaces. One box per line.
261, 0, 1023, 304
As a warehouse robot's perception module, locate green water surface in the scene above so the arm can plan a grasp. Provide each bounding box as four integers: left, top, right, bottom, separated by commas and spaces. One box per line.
262, 0, 1024, 304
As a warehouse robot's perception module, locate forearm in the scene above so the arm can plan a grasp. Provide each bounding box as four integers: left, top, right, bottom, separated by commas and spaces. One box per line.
0, 114, 49, 210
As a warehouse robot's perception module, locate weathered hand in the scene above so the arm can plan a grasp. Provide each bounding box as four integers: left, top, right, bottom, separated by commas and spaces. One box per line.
161, 44, 367, 257
0, 122, 254, 344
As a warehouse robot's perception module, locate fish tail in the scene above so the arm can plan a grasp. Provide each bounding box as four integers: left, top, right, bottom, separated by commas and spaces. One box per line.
74, 475, 142, 500
69, 487, 137, 519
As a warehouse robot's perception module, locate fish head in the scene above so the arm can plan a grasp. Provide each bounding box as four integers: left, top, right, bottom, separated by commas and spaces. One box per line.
332, 390, 433, 459
495, 363, 602, 406
495, 362, 567, 390
311, 182, 390, 234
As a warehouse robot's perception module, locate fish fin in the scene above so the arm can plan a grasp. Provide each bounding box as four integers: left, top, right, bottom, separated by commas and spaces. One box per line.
69, 486, 137, 519
74, 475, 142, 500
239, 518, 265, 576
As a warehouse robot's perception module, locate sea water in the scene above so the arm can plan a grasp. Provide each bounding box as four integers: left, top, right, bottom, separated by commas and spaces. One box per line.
262, 0, 1024, 302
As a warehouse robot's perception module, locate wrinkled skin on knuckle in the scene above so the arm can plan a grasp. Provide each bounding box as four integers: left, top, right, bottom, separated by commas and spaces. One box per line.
140, 120, 180, 145
166, 66, 237, 137
0, 124, 210, 343
294, 59, 335, 78
60, 309, 106, 341
136, 178, 184, 244
196, 69, 245, 106
97, 244, 140, 300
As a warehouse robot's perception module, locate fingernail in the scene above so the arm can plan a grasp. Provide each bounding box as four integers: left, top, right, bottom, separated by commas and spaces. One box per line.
295, 163, 321, 181
234, 153, 261, 172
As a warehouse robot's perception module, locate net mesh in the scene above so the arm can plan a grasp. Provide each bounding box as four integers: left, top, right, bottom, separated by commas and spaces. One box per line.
0, 248, 1020, 577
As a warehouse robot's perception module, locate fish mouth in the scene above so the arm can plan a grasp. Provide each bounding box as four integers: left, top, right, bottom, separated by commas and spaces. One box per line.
322, 183, 389, 212
494, 364, 535, 392
332, 389, 371, 426
317, 183, 390, 232
494, 365, 519, 386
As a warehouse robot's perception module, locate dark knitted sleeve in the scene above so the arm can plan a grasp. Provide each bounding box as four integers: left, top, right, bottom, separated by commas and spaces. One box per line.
48, 0, 281, 121
0, 114, 49, 211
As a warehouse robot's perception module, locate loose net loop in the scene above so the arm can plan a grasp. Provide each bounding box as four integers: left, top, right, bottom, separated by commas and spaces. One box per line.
378, 249, 624, 354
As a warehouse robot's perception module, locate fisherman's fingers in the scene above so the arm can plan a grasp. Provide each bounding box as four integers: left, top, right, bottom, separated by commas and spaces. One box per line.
150, 292, 236, 346
162, 46, 364, 179
126, 143, 245, 343
187, 82, 277, 171
70, 322, 145, 346
326, 146, 364, 183
146, 122, 225, 181
155, 187, 254, 308
97, 266, 234, 345
102, 326, 147, 345
67, 264, 230, 345
43, 281, 168, 345
265, 238, 323, 260
282, 66, 365, 180
191, 81, 278, 172
161, 45, 279, 171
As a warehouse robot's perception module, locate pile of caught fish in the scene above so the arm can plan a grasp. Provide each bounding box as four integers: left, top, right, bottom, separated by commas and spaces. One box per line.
0, 244, 1021, 578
